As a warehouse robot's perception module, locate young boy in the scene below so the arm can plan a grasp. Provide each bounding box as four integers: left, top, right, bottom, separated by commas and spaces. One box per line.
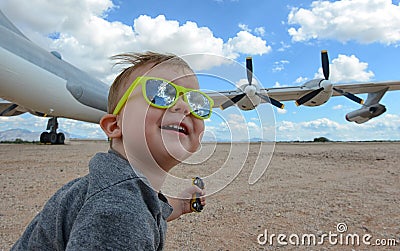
12, 51, 211, 250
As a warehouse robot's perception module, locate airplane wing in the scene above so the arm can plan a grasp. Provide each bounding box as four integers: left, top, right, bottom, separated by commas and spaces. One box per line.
206, 86, 313, 108
330, 81, 400, 95
206, 81, 400, 108
263, 81, 400, 102
0, 98, 29, 116
261, 86, 310, 102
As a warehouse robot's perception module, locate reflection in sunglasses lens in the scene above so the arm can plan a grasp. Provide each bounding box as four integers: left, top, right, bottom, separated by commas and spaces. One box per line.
187, 91, 210, 118
146, 80, 176, 106
145, 79, 211, 119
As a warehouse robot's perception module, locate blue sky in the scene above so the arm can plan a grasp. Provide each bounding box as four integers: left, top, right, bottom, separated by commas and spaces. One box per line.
1, 0, 399, 141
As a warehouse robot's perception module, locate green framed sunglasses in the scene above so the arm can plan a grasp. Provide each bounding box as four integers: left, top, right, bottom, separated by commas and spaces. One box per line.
113, 76, 214, 119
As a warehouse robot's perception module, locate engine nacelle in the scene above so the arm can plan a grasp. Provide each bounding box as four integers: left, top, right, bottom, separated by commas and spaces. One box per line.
302, 79, 333, 107
236, 94, 261, 110
345, 104, 386, 124
236, 83, 261, 110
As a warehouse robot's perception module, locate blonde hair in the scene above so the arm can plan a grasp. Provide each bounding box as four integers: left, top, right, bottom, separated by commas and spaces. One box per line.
108, 51, 192, 113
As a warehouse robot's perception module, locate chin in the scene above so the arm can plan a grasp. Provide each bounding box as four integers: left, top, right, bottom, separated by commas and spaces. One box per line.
164, 143, 193, 162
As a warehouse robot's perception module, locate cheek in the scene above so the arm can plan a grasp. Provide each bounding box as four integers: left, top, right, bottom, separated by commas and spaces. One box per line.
192, 119, 205, 144
122, 98, 157, 151
144, 108, 164, 141
144, 108, 163, 128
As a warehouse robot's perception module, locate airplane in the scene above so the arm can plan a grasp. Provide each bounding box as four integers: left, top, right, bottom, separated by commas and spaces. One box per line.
1, 10, 399, 144
0, 10, 109, 144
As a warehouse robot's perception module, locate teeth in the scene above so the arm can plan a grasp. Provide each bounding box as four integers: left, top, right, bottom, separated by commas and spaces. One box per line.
162, 124, 187, 134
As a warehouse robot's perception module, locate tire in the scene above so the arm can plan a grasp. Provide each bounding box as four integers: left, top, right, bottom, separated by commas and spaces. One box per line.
50, 132, 57, 144
56, 133, 65, 144
40, 132, 49, 143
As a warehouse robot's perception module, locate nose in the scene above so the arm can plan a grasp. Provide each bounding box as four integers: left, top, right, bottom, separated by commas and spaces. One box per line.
170, 94, 190, 116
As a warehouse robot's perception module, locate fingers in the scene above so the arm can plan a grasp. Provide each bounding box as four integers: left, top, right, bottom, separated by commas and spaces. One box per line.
200, 194, 206, 206
178, 186, 201, 199
190, 185, 204, 195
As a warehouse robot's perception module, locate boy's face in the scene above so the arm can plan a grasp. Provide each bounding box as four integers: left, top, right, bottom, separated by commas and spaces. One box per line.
120, 64, 205, 171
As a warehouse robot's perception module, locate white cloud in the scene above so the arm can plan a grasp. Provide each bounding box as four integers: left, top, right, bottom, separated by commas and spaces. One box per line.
276, 114, 400, 141
295, 76, 308, 84
210, 112, 400, 141
277, 41, 291, 52
0, 0, 271, 82
238, 23, 266, 37
254, 27, 266, 37
276, 108, 288, 114
314, 54, 374, 82
224, 31, 272, 58
272, 60, 289, 72
332, 105, 343, 110
238, 23, 251, 32
302, 118, 345, 130
288, 0, 400, 45
0, 114, 47, 132
247, 121, 259, 129
203, 110, 275, 141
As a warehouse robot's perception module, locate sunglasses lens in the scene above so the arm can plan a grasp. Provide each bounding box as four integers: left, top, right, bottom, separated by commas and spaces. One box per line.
145, 78, 212, 119
186, 91, 211, 118
145, 79, 176, 107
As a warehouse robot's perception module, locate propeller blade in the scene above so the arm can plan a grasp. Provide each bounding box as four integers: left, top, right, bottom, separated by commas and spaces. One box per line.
220, 93, 246, 110
295, 87, 324, 106
257, 93, 285, 109
333, 87, 364, 104
246, 57, 253, 85
321, 50, 329, 80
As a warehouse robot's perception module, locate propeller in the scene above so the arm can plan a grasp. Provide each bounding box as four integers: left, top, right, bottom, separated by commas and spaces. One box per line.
295, 87, 324, 106
220, 93, 246, 110
295, 50, 330, 106
333, 87, 364, 104
295, 50, 364, 106
220, 57, 285, 110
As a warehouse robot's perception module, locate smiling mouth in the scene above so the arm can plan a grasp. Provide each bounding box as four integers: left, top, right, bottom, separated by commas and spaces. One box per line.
160, 124, 188, 135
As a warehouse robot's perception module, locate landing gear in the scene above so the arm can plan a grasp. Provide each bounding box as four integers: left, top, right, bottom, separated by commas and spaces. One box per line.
40, 117, 65, 144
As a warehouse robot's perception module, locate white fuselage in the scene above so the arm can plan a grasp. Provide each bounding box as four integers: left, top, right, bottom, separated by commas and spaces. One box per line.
0, 47, 106, 123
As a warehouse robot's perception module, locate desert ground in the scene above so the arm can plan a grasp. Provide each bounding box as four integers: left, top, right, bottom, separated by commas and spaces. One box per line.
1, 140, 399, 250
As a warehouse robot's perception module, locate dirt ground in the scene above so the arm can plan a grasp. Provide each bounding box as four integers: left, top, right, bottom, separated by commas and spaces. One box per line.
1, 140, 399, 250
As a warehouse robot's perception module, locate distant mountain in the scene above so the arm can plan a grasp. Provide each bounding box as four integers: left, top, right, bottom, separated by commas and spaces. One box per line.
0, 129, 84, 141
0, 129, 40, 141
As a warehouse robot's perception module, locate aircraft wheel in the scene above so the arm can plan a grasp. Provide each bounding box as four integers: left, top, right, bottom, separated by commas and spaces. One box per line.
50, 132, 58, 144
57, 133, 65, 144
40, 132, 49, 143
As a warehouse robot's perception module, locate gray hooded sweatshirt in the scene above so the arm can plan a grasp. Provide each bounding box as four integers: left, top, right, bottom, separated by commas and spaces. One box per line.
12, 150, 173, 250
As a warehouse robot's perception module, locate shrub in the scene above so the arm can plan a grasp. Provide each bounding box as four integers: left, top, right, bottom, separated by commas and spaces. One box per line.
313, 137, 330, 142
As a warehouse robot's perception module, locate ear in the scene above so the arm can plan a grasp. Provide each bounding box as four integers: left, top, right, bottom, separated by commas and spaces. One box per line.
100, 114, 122, 139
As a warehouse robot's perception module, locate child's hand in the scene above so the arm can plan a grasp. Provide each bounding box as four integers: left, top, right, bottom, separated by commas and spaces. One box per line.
167, 186, 206, 222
